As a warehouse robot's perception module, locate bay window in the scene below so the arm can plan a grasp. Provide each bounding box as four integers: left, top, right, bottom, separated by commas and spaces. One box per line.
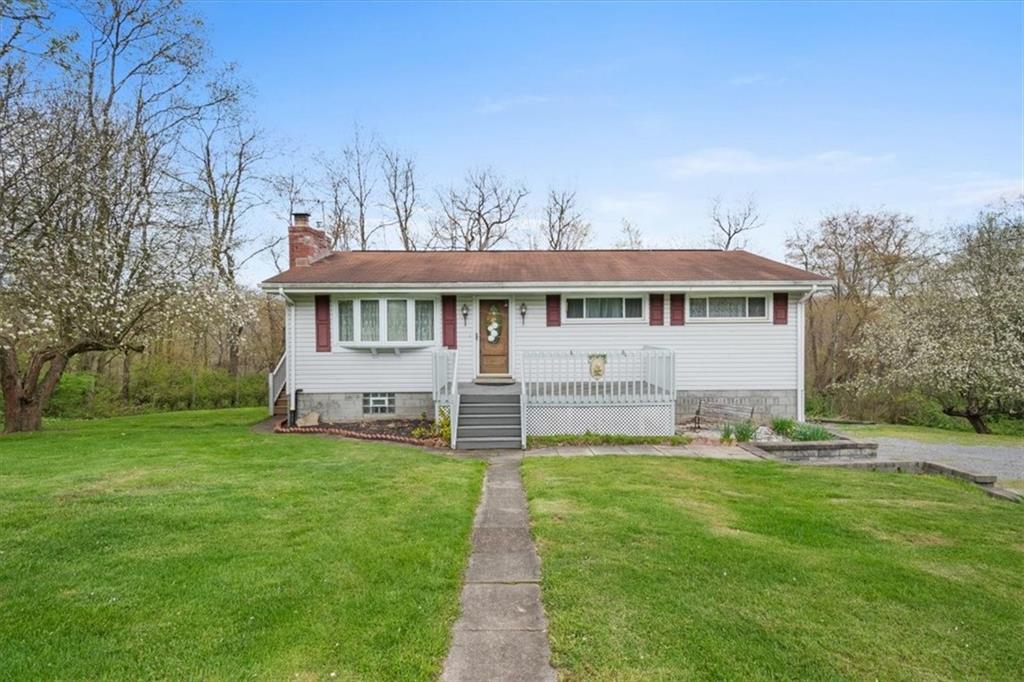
338, 297, 436, 345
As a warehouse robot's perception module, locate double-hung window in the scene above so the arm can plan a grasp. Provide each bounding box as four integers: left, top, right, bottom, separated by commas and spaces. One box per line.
688, 295, 768, 321
338, 297, 436, 344
565, 296, 644, 321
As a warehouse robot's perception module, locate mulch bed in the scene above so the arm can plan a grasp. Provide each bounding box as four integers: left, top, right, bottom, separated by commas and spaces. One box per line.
274, 417, 446, 448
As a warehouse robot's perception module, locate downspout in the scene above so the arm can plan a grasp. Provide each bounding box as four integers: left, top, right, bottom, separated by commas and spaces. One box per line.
278, 287, 298, 426
796, 286, 819, 423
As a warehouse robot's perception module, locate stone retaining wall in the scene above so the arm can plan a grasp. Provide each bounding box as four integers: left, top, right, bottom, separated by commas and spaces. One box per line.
749, 440, 879, 461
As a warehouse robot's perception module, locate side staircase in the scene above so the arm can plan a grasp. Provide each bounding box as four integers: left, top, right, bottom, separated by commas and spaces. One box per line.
456, 391, 523, 450
272, 385, 288, 417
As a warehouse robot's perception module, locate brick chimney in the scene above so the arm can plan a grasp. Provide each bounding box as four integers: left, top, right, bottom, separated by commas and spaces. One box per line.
288, 212, 332, 268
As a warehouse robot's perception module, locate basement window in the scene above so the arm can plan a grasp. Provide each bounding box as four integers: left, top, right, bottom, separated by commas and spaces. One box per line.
362, 392, 396, 415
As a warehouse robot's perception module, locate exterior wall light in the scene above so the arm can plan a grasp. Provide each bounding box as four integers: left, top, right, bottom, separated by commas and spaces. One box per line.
519, 302, 528, 322
461, 303, 470, 325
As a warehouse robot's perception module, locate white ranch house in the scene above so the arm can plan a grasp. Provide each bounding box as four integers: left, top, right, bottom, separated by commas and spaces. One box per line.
263, 213, 827, 449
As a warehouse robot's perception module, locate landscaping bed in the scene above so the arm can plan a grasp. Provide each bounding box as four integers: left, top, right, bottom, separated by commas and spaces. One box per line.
276, 416, 448, 447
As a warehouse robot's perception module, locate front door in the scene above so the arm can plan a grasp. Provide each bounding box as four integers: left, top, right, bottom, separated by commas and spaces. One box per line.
479, 299, 510, 374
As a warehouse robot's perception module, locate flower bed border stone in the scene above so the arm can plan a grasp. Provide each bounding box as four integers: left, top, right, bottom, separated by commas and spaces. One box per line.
274, 420, 446, 448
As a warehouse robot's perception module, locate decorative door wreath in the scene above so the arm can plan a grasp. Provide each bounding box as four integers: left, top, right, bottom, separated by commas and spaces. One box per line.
486, 305, 503, 344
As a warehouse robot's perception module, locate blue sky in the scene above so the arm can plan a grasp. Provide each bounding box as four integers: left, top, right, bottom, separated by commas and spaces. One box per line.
193, 1, 1023, 283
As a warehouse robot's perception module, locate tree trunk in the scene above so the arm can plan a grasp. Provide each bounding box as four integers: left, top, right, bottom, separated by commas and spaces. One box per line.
121, 351, 131, 403
964, 413, 991, 434
942, 406, 991, 434
3, 389, 44, 433
1, 351, 67, 434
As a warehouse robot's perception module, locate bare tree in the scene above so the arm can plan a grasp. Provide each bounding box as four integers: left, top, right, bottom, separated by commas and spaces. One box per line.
541, 189, 591, 250
313, 154, 354, 251
785, 209, 932, 398
432, 168, 528, 250
380, 145, 418, 250
614, 218, 645, 249
338, 126, 379, 250
708, 195, 764, 250
180, 94, 276, 381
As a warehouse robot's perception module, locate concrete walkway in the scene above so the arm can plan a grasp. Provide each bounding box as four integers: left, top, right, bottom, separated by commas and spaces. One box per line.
441, 452, 556, 682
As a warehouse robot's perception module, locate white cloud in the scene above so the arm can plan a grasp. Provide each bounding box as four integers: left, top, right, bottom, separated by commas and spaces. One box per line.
475, 94, 552, 114
935, 178, 1022, 206
663, 147, 893, 178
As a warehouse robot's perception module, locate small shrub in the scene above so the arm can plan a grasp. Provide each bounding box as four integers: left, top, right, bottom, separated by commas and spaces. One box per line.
733, 421, 756, 443
791, 423, 833, 441
720, 423, 735, 444
771, 418, 796, 438
411, 408, 451, 443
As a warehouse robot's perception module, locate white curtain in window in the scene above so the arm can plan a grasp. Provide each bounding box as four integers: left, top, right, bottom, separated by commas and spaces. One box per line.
624, 298, 643, 318
338, 300, 354, 341
361, 300, 380, 341
690, 298, 708, 318
709, 297, 746, 317
566, 299, 585, 318
415, 300, 434, 341
747, 297, 766, 317
586, 298, 624, 318
387, 299, 408, 341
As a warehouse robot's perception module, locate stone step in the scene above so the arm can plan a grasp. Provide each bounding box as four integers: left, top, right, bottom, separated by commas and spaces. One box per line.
458, 425, 521, 438
456, 437, 523, 450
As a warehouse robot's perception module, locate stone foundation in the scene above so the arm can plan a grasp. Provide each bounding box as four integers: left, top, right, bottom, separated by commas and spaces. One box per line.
296, 392, 433, 422
675, 389, 798, 423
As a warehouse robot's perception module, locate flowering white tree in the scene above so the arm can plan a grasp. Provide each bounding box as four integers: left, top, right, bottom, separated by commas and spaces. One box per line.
851, 202, 1024, 433
0, 0, 230, 432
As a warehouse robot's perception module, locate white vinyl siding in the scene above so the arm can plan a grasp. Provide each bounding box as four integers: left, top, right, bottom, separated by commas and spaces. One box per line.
507, 294, 797, 390
290, 292, 800, 394
291, 296, 436, 393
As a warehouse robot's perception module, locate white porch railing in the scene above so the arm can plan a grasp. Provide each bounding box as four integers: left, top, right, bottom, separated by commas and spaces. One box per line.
267, 353, 287, 416
520, 347, 675, 406
432, 348, 460, 448
432, 349, 458, 405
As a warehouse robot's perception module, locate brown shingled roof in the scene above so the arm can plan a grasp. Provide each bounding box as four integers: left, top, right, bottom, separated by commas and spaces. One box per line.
262, 249, 827, 286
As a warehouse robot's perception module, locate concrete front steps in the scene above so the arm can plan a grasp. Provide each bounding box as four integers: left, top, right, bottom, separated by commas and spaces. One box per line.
456, 393, 523, 450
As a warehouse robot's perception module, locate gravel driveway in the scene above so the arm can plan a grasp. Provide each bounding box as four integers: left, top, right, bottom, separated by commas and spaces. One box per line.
849, 435, 1024, 482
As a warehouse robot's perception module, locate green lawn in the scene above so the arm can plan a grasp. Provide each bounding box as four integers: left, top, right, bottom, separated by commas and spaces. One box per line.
0, 409, 485, 680
839, 422, 1024, 447
523, 456, 1024, 681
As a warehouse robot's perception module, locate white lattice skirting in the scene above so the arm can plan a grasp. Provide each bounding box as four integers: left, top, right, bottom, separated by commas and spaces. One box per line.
526, 404, 675, 436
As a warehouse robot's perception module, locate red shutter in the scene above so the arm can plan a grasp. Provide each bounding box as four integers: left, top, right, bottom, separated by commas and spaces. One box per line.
773, 292, 789, 325
649, 294, 664, 326
315, 295, 331, 352
546, 295, 561, 327
442, 295, 457, 349
670, 294, 685, 325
